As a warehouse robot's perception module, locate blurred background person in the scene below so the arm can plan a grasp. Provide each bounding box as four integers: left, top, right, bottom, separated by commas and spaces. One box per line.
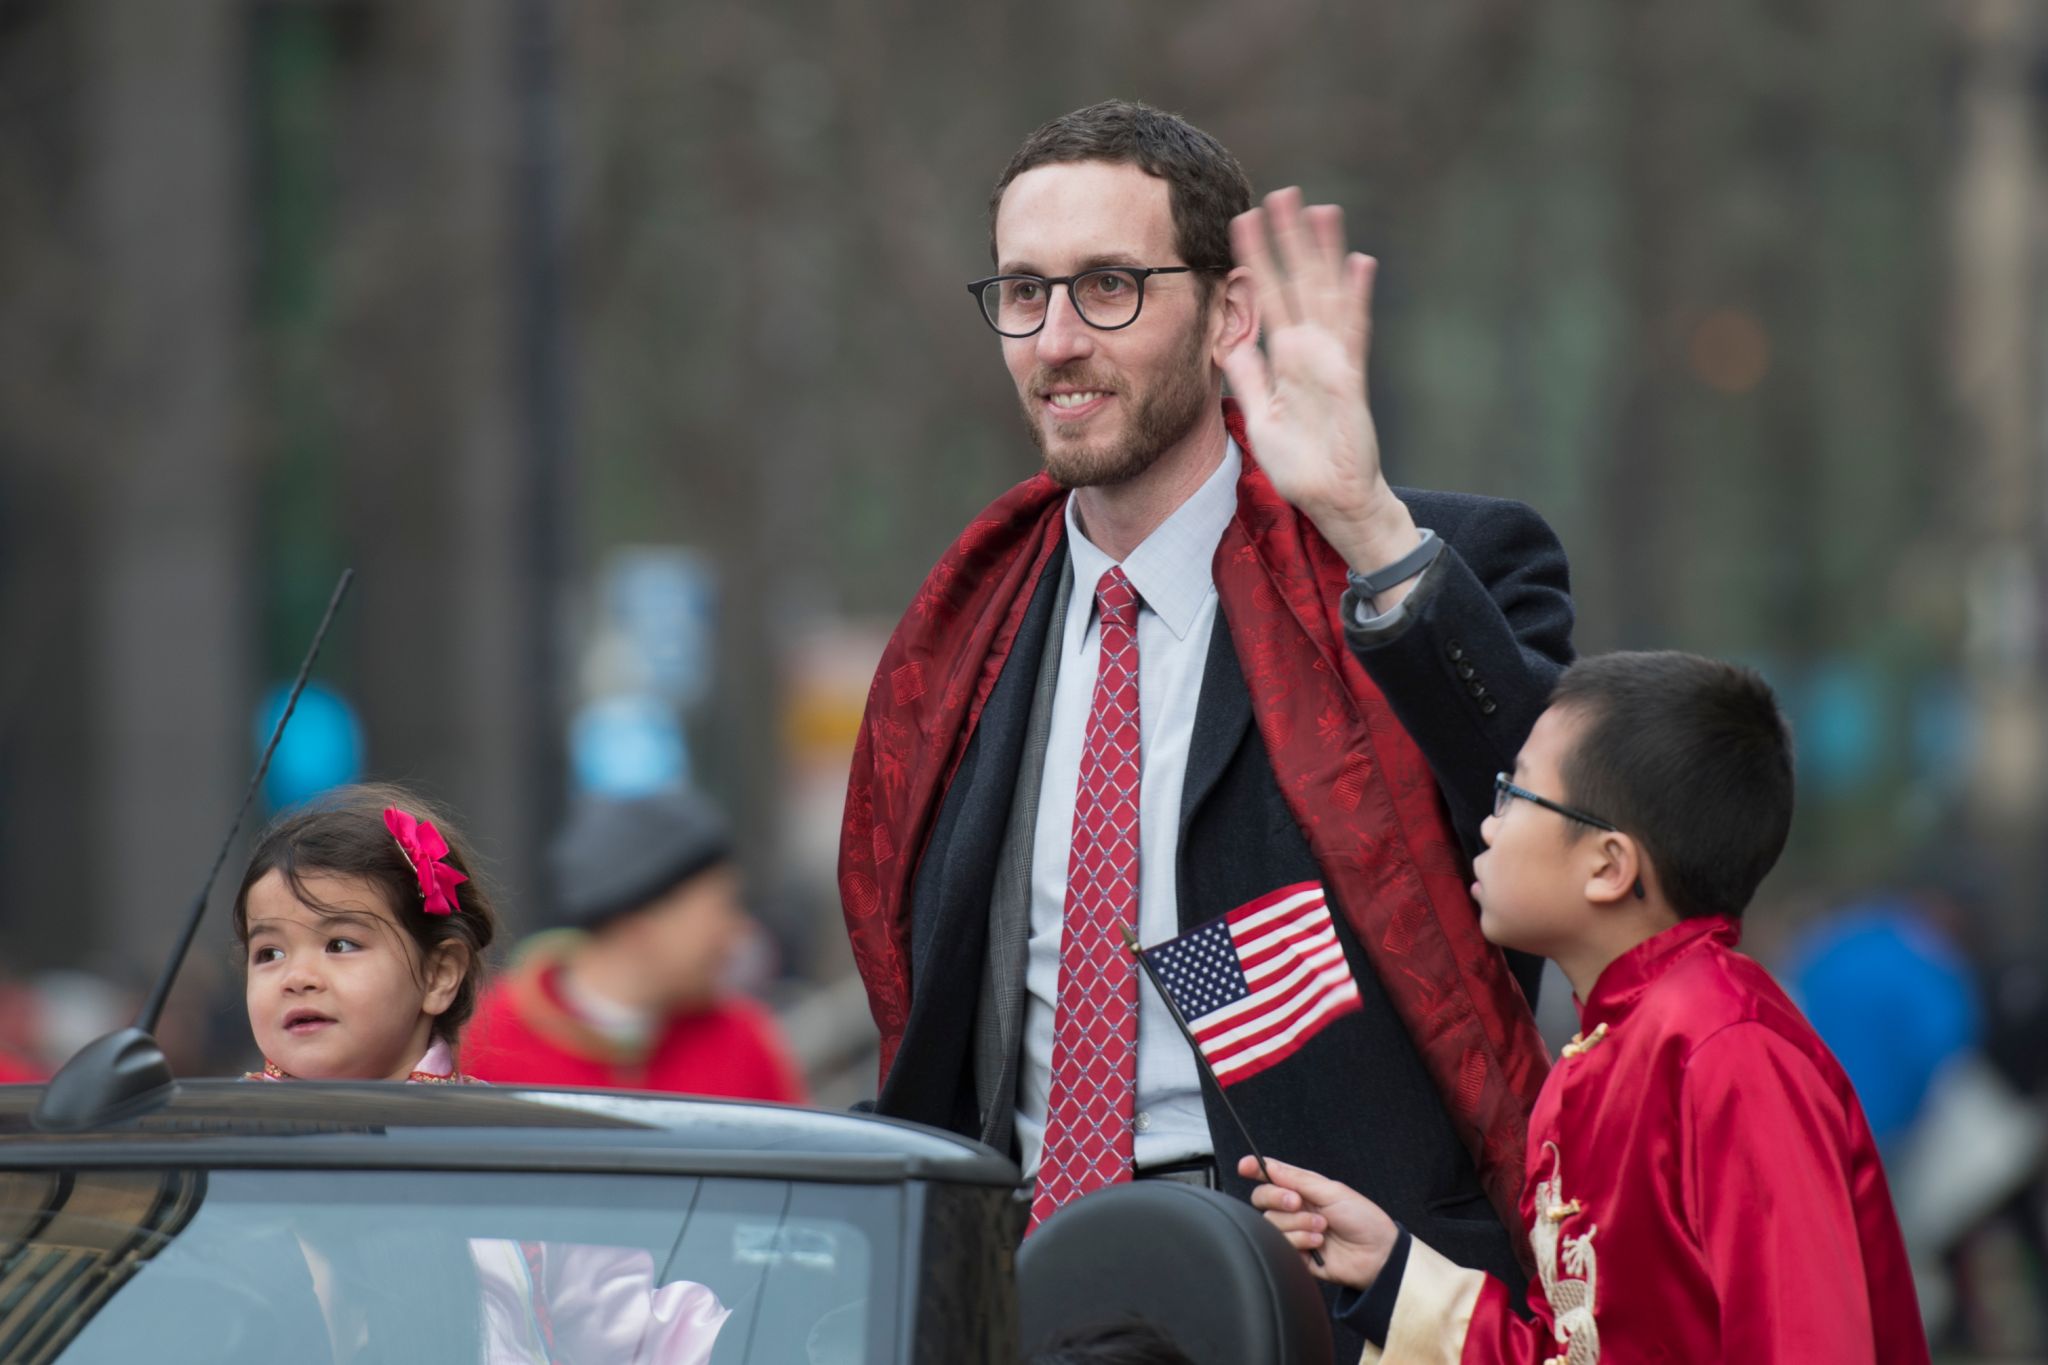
1781, 889, 2048, 1354
464, 789, 806, 1101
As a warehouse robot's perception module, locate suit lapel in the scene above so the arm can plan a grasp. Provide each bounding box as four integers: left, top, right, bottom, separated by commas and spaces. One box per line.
1179, 608, 1251, 871
975, 547, 1070, 1147
882, 539, 1068, 1126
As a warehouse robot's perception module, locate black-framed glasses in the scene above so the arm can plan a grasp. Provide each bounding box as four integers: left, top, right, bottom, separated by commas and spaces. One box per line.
966, 265, 1219, 337
1492, 773, 1645, 898
1492, 774, 1618, 831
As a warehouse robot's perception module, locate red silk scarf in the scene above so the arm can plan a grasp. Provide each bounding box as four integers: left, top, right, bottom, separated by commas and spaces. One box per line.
839, 401, 1549, 1227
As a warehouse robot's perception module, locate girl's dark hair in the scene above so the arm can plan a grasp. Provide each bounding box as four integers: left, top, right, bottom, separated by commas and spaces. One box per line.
1549, 651, 1795, 921
231, 782, 498, 1043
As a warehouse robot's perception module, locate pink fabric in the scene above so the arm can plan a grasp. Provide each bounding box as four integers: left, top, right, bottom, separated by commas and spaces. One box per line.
473, 1239, 729, 1365
412, 1038, 458, 1078
1032, 567, 1145, 1229
244, 1038, 473, 1083
244, 1042, 730, 1361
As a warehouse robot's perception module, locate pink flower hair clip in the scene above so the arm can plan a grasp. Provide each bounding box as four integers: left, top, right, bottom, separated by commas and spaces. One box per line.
383, 807, 469, 916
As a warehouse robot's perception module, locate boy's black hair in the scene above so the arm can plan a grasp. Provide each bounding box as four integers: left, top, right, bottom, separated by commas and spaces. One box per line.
1548, 651, 1794, 921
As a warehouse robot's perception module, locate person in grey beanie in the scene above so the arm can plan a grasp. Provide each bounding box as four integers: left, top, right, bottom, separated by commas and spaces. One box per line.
463, 789, 807, 1101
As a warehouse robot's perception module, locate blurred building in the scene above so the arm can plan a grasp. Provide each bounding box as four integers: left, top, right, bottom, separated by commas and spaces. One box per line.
2, 0, 2047, 1030
0, 2, 566, 975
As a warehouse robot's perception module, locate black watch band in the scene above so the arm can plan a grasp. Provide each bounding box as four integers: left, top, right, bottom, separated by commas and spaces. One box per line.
1347, 528, 1442, 598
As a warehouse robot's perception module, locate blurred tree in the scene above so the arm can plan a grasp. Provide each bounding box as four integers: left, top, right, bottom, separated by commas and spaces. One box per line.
0, 0, 2033, 980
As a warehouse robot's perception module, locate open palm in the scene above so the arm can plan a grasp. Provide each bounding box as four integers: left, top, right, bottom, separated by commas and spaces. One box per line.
1222, 189, 1411, 573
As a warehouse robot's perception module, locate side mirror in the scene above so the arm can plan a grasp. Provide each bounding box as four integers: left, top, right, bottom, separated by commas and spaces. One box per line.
1017, 1182, 1333, 1365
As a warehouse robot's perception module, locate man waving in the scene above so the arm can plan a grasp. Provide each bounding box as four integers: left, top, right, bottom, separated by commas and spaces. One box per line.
841, 100, 1570, 1353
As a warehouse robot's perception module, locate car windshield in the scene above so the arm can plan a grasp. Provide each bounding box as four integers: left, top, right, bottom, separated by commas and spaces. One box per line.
0, 1166, 896, 1364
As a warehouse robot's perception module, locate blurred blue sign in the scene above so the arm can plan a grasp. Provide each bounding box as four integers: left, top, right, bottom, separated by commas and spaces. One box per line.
1798, 660, 1882, 797
604, 547, 717, 709
570, 694, 690, 798
256, 681, 364, 811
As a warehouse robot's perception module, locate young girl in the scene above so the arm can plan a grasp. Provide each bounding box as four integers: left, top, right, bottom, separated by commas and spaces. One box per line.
231, 783, 729, 1363
234, 783, 494, 1084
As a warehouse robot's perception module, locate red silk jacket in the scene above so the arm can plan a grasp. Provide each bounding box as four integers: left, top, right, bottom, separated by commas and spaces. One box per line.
1368, 916, 1928, 1364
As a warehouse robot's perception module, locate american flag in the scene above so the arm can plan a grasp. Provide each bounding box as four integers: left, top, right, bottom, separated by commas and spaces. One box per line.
1139, 881, 1362, 1087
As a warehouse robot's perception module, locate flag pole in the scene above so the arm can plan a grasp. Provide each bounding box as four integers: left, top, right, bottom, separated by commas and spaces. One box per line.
1122, 925, 1323, 1267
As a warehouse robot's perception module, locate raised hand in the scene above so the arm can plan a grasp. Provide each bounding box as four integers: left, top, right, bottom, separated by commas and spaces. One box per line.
1222, 189, 1422, 588
1239, 1154, 1402, 1290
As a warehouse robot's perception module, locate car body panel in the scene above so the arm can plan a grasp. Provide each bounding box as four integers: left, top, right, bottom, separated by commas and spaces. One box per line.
0, 1080, 1025, 1364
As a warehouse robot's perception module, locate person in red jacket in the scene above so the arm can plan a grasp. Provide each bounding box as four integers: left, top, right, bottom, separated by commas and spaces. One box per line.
465, 789, 807, 1102
1247, 653, 1926, 1364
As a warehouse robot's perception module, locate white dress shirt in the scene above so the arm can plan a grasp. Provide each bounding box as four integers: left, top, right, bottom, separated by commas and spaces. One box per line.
1013, 442, 1242, 1178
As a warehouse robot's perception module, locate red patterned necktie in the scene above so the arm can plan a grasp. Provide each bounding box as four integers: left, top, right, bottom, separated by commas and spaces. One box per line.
1031, 566, 1143, 1229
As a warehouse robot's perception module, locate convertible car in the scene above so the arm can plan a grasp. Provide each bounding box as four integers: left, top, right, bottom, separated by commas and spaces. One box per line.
0, 1078, 1331, 1364
0, 1081, 1012, 1363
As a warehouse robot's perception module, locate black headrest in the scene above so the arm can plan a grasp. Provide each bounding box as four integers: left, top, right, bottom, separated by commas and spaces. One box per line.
1016, 1182, 1334, 1365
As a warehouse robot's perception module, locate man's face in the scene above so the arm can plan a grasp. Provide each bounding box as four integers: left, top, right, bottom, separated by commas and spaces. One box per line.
992, 160, 1216, 488
1471, 705, 1601, 959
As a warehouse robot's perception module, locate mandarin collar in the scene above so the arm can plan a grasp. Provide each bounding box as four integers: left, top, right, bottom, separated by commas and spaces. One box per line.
1578, 915, 1741, 1034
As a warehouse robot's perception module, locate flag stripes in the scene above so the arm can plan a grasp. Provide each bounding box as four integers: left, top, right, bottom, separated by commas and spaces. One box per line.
1141, 881, 1362, 1088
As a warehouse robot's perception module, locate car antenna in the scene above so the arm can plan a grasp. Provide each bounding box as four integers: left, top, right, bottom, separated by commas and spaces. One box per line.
32, 569, 356, 1132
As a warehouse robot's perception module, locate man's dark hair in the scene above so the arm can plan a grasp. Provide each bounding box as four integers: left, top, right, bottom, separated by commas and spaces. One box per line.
1548, 651, 1795, 921
1029, 1320, 1198, 1365
988, 100, 1252, 284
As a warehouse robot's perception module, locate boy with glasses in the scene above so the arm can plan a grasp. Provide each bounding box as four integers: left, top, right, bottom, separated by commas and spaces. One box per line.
1247, 651, 1927, 1363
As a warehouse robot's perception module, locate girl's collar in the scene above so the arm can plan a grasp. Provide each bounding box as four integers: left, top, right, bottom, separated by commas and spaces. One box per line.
247, 1038, 477, 1084
411, 1037, 459, 1080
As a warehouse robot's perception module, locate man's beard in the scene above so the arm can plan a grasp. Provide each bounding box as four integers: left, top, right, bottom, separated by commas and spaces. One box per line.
1019, 315, 1211, 489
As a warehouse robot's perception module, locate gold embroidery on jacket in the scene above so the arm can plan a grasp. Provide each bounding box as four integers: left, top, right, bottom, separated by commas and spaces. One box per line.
1531, 1141, 1600, 1365
1561, 1021, 1608, 1058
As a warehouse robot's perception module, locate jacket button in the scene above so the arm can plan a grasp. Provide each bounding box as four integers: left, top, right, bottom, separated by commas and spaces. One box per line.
1480, 698, 1498, 715
1457, 662, 1476, 680
1447, 641, 1466, 661
1467, 680, 1485, 697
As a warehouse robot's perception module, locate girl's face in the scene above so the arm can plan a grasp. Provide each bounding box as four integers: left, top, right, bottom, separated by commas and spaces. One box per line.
243, 868, 463, 1080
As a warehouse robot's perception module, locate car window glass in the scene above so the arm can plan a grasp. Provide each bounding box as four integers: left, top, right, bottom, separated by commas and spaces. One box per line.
0, 1168, 893, 1365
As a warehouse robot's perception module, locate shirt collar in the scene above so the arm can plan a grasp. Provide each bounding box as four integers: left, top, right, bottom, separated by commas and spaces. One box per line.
1063, 440, 1240, 655
412, 1038, 458, 1079
252, 1036, 462, 1083
1579, 914, 1741, 1031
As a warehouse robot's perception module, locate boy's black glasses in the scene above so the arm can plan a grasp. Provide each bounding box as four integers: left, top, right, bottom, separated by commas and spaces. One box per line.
1492, 774, 1619, 832
1492, 773, 1647, 899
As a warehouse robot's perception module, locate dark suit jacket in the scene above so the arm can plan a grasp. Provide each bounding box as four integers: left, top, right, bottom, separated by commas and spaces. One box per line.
877, 486, 1572, 1353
